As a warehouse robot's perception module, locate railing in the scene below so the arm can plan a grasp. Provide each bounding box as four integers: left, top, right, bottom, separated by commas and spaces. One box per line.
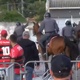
0, 60, 80, 80
0, 62, 22, 80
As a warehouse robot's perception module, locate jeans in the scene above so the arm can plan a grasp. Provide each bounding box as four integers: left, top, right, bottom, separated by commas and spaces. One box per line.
26, 66, 34, 80
14, 74, 20, 80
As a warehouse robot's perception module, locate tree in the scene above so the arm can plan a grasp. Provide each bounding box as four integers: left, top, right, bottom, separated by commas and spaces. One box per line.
0, 11, 26, 22
25, 1, 46, 21
0, 0, 46, 21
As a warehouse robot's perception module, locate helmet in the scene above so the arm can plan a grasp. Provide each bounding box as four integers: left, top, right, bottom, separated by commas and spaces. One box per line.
44, 12, 51, 18
16, 22, 21, 26
65, 19, 71, 26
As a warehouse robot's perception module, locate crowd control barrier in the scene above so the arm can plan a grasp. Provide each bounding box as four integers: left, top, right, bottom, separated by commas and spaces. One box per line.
0, 62, 22, 80
0, 60, 80, 80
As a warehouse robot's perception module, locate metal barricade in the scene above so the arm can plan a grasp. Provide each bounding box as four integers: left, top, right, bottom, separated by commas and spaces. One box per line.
6, 63, 14, 80
0, 68, 6, 80
0, 62, 23, 80
24, 61, 51, 80
21, 60, 80, 80
0, 62, 12, 80
7, 62, 22, 80
0, 60, 80, 80
71, 60, 80, 80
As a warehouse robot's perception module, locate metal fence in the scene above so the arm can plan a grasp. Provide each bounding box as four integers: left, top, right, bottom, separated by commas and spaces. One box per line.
23, 60, 80, 80
0, 60, 80, 80
0, 62, 22, 80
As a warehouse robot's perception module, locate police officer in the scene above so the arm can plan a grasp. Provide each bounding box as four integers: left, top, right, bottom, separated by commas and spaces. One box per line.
62, 19, 74, 41
74, 21, 80, 40
13, 22, 28, 41
38, 12, 59, 49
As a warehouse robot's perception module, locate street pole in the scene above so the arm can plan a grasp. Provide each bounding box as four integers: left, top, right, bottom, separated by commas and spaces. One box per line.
71, 15, 73, 27
21, 0, 24, 16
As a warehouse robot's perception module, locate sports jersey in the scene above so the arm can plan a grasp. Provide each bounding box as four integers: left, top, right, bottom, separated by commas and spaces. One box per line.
0, 39, 11, 67
10, 44, 24, 74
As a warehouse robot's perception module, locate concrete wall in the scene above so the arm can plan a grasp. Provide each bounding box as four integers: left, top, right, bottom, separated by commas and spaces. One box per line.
0, 22, 37, 42
50, 9, 80, 18
49, 0, 80, 7
0, 22, 16, 39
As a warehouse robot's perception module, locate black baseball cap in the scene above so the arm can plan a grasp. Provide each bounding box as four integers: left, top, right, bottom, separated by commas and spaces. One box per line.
51, 54, 72, 78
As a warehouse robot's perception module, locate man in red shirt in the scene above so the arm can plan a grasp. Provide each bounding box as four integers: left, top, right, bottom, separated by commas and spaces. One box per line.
0, 30, 11, 79
9, 34, 24, 80
0, 30, 11, 66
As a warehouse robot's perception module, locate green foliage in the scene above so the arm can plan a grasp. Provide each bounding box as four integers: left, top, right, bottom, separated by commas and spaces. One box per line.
24, 0, 46, 3
0, 11, 26, 22
25, 1, 46, 21
0, 0, 46, 22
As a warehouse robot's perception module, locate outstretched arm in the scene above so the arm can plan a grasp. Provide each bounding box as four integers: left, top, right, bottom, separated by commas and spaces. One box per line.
23, 22, 29, 28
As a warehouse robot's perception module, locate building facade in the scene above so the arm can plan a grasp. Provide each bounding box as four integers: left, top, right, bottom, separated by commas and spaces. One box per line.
46, 0, 80, 35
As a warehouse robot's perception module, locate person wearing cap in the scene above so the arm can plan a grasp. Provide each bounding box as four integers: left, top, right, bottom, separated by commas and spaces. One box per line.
18, 31, 39, 80
9, 34, 24, 80
0, 29, 11, 64
13, 21, 28, 41
50, 54, 73, 80
62, 20, 75, 42
38, 12, 59, 51
0, 30, 11, 79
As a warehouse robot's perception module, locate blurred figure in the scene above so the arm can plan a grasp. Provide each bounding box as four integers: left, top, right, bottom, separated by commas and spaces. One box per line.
0, 30, 11, 79
38, 12, 59, 50
73, 22, 77, 28
62, 20, 75, 42
74, 21, 80, 54
18, 31, 39, 80
50, 54, 73, 80
74, 21, 80, 40
0, 30, 11, 64
9, 34, 24, 80
13, 21, 28, 41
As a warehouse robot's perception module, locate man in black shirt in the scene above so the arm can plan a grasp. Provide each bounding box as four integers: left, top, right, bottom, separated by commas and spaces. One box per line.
18, 31, 39, 80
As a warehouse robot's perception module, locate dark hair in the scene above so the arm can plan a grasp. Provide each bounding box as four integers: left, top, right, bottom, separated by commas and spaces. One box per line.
9, 34, 17, 43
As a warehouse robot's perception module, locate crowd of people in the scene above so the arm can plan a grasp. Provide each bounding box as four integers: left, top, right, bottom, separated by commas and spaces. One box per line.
0, 12, 80, 80
0, 28, 39, 80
